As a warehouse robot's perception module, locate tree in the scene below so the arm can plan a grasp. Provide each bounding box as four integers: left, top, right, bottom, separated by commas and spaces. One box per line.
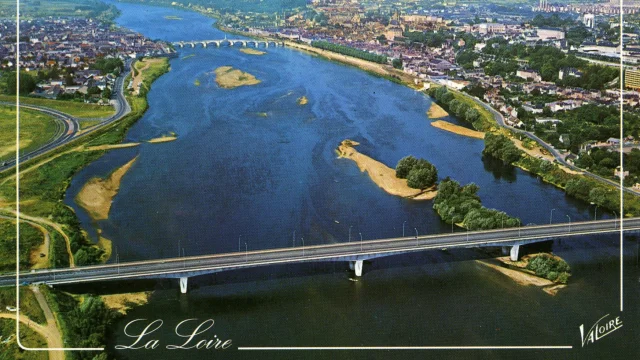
589, 187, 607, 207
392, 58, 403, 69
396, 156, 418, 178
5, 72, 37, 94
406, 164, 438, 189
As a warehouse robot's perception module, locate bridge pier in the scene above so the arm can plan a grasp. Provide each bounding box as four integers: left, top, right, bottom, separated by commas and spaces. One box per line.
510, 245, 520, 262
180, 277, 188, 294
351, 260, 363, 277
501, 246, 509, 255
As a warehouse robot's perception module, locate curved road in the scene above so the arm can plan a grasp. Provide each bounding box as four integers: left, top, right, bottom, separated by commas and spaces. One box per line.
466, 92, 639, 196
0, 59, 133, 173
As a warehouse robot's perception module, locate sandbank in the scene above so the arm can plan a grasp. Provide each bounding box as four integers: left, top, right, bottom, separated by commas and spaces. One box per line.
240, 48, 266, 56
214, 66, 261, 89
427, 103, 448, 118
297, 96, 308, 105
101, 292, 151, 315
75, 156, 138, 221
431, 120, 485, 139
337, 140, 437, 200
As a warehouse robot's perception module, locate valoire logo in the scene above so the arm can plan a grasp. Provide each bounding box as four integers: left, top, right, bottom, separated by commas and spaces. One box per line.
579, 314, 622, 347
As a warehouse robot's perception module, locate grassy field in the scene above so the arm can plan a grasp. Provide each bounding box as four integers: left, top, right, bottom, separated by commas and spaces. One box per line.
0, 318, 48, 360
0, 105, 59, 162
0, 221, 44, 273
0, 95, 115, 119
0, 58, 170, 269
0, 288, 46, 325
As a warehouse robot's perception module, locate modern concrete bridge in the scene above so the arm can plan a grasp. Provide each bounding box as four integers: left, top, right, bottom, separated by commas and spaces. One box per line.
174, 38, 284, 48
1, 218, 636, 293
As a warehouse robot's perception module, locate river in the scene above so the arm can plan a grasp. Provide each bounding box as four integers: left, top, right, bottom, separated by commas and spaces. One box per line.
63, 1, 639, 359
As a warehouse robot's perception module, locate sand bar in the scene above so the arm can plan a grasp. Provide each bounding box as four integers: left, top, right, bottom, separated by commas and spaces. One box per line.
427, 103, 448, 118
431, 120, 485, 139
297, 96, 308, 105
148, 135, 177, 143
75, 156, 138, 221
214, 66, 261, 89
337, 140, 436, 200
101, 292, 151, 314
240, 48, 266, 55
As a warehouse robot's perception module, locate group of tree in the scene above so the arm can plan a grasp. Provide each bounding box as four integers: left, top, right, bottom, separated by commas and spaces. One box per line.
565, 177, 618, 210
403, 31, 450, 48
483, 133, 522, 165
395, 156, 438, 189
311, 41, 387, 64
433, 178, 520, 230
47, 290, 120, 360
526, 254, 570, 283
1, 71, 37, 94
90, 57, 124, 74
427, 86, 485, 130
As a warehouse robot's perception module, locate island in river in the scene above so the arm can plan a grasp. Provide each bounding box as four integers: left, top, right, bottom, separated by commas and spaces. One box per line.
75, 156, 139, 221
240, 48, 266, 56
337, 140, 437, 200
214, 66, 261, 89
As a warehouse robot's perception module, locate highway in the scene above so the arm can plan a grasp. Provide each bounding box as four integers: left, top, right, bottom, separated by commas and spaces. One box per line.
0, 59, 133, 173
1, 217, 637, 288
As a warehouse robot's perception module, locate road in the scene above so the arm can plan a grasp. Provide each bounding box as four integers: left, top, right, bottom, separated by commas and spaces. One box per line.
468, 93, 640, 196
0, 59, 133, 173
0, 217, 636, 287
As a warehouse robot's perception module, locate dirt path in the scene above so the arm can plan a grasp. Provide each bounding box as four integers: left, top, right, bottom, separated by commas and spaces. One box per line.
1, 210, 74, 267
0, 287, 64, 360
132, 61, 151, 96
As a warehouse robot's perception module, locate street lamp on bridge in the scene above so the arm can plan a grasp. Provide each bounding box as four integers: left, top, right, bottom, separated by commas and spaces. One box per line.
403, 221, 406, 237
349, 226, 352, 243
566, 214, 571, 233
359, 233, 363, 251
550, 208, 556, 224
415, 228, 419, 246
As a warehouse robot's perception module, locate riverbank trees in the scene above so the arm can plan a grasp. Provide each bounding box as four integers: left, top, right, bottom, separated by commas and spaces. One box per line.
483, 133, 523, 165
311, 41, 388, 64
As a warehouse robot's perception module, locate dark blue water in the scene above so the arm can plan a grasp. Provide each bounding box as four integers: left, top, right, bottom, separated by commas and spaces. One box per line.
64, 2, 638, 359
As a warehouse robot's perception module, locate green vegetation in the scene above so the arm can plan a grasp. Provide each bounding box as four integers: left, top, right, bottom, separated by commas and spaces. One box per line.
427, 86, 495, 131
576, 148, 640, 186
0, 0, 120, 21
0, 318, 47, 360
0, 221, 43, 273
481, 42, 617, 89
0, 105, 59, 162
311, 41, 387, 64
483, 133, 523, 165
403, 31, 450, 48
0, 95, 115, 119
90, 58, 124, 75
0, 72, 37, 95
0, 288, 46, 325
0, 58, 169, 268
534, 104, 640, 153
42, 288, 119, 360
525, 254, 571, 283
433, 178, 520, 230
395, 156, 438, 189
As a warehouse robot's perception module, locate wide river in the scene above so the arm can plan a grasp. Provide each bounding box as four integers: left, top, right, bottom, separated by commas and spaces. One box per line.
64, 2, 638, 359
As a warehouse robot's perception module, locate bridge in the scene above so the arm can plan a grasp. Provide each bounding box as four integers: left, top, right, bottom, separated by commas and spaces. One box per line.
1, 218, 635, 293
173, 38, 284, 49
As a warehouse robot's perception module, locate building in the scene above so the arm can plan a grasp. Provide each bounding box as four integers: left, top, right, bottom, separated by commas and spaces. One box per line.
537, 28, 565, 40
625, 69, 640, 90
516, 69, 542, 82
583, 13, 595, 28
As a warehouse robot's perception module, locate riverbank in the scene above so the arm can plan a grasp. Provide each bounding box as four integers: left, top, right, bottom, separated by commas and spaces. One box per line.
76, 156, 139, 221
337, 140, 437, 200
101, 292, 151, 314
214, 66, 261, 89
0, 57, 170, 269
431, 120, 485, 139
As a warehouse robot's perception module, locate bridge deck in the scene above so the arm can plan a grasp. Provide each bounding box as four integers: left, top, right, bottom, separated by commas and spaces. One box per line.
1, 218, 635, 287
